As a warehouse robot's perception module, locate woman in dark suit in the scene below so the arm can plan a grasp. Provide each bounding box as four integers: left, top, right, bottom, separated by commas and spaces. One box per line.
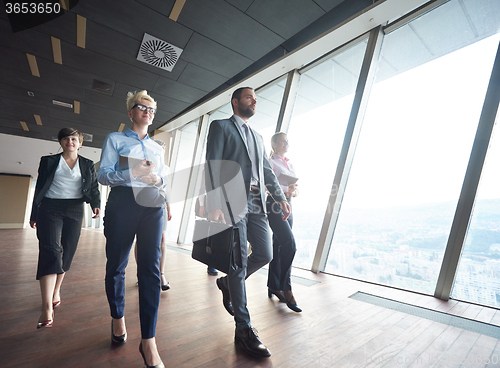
30, 127, 101, 329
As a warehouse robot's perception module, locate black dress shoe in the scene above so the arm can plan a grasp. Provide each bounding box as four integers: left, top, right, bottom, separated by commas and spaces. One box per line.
207, 266, 218, 276
139, 342, 165, 368
235, 327, 271, 358
268, 288, 286, 302
284, 290, 302, 313
111, 320, 127, 344
216, 277, 234, 316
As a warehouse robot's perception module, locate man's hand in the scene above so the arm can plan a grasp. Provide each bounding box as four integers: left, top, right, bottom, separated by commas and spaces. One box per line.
30, 220, 36, 229
92, 208, 101, 219
208, 209, 226, 224
279, 200, 291, 221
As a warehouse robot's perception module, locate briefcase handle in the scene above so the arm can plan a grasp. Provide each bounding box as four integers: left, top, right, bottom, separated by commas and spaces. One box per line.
220, 183, 236, 227
205, 161, 236, 227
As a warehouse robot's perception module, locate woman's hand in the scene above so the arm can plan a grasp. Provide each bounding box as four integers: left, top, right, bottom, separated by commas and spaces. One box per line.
166, 202, 172, 221
198, 205, 206, 218
30, 221, 36, 229
138, 173, 161, 186
92, 208, 101, 219
287, 183, 299, 197
131, 159, 155, 178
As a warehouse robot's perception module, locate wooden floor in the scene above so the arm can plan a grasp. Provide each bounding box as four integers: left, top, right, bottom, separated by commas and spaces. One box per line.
2, 228, 500, 368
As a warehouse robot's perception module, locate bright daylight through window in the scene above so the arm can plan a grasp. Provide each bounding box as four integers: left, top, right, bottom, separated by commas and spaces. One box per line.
324, 0, 500, 302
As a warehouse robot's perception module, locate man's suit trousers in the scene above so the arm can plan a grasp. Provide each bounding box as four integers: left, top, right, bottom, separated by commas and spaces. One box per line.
227, 190, 273, 329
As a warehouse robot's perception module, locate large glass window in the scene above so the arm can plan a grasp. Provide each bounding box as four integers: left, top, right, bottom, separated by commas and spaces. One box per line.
184, 130, 207, 246
325, 0, 500, 295
253, 78, 287, 153
286, 39, 368, 269
165, 120, 199, 242
452, 95, 500, 307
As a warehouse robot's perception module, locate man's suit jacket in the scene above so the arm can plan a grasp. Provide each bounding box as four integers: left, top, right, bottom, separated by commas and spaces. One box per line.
205, 115, 285, 219
30, 153, 101, 222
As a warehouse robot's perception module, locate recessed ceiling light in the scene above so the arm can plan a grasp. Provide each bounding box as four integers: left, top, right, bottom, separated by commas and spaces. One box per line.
169, 0, 187, 21
74, 100, 80, 114
77, 15, 86, 49
52, 100, 73, 108
26, 54, 40, 77
34, 114, 42, 125
51, 36, 62, 64
20, 121, 29, 131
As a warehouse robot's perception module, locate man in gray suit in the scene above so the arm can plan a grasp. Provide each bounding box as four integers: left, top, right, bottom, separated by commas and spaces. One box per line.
205, 87, 291, 358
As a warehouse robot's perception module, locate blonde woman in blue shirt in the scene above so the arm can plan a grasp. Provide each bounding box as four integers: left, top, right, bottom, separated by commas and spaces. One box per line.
98, 90, 167, 368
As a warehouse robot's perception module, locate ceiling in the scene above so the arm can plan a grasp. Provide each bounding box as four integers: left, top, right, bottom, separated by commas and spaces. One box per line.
0, 0, 369, 179
1, 0, 499, 181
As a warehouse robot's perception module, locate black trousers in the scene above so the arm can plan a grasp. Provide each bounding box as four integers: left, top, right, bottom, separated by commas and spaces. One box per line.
35, 198, 84, 280
266, 197, 296, 291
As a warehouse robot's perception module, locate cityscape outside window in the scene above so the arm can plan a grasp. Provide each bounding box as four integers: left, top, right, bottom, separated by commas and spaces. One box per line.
325, 0, 500, 299
452, 97, 500, 307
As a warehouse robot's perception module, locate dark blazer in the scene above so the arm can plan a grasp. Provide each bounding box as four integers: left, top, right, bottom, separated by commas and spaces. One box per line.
30, 153, 101, 222
205, 115, 285, 217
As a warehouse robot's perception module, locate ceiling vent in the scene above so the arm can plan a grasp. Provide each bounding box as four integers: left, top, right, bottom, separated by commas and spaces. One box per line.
91, 79, 112, 94
82, 132, 93, 142
137, 33, 183, 72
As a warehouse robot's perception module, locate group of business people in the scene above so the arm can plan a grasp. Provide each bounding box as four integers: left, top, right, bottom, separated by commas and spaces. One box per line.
30, 86, 300, 365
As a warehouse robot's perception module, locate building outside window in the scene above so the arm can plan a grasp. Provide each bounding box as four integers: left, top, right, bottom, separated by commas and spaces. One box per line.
325, 0, 500, 297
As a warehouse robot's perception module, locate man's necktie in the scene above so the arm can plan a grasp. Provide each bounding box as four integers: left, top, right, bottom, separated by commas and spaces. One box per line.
243, 123, 259, 187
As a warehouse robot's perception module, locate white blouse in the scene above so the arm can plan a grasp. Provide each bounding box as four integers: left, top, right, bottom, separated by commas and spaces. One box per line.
269, 153, 298, 196
45, 156, 83, 199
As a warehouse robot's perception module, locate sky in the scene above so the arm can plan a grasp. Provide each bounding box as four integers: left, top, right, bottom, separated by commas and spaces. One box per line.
286, 33, 500, 213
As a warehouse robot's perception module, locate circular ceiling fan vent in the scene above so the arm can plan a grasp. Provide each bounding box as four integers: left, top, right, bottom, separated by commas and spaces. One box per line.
137, 33, 183, 72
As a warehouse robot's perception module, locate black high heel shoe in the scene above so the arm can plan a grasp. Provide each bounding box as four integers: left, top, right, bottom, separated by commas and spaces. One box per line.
267, 288, 286, 303
139, 342, 165, 368
283, 290, 302, 313
111, 320, 127, 344
160, 273, 170, 291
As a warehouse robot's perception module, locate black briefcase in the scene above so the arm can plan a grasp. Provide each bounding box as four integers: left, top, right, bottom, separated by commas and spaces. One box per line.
192, 220, 239, 274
